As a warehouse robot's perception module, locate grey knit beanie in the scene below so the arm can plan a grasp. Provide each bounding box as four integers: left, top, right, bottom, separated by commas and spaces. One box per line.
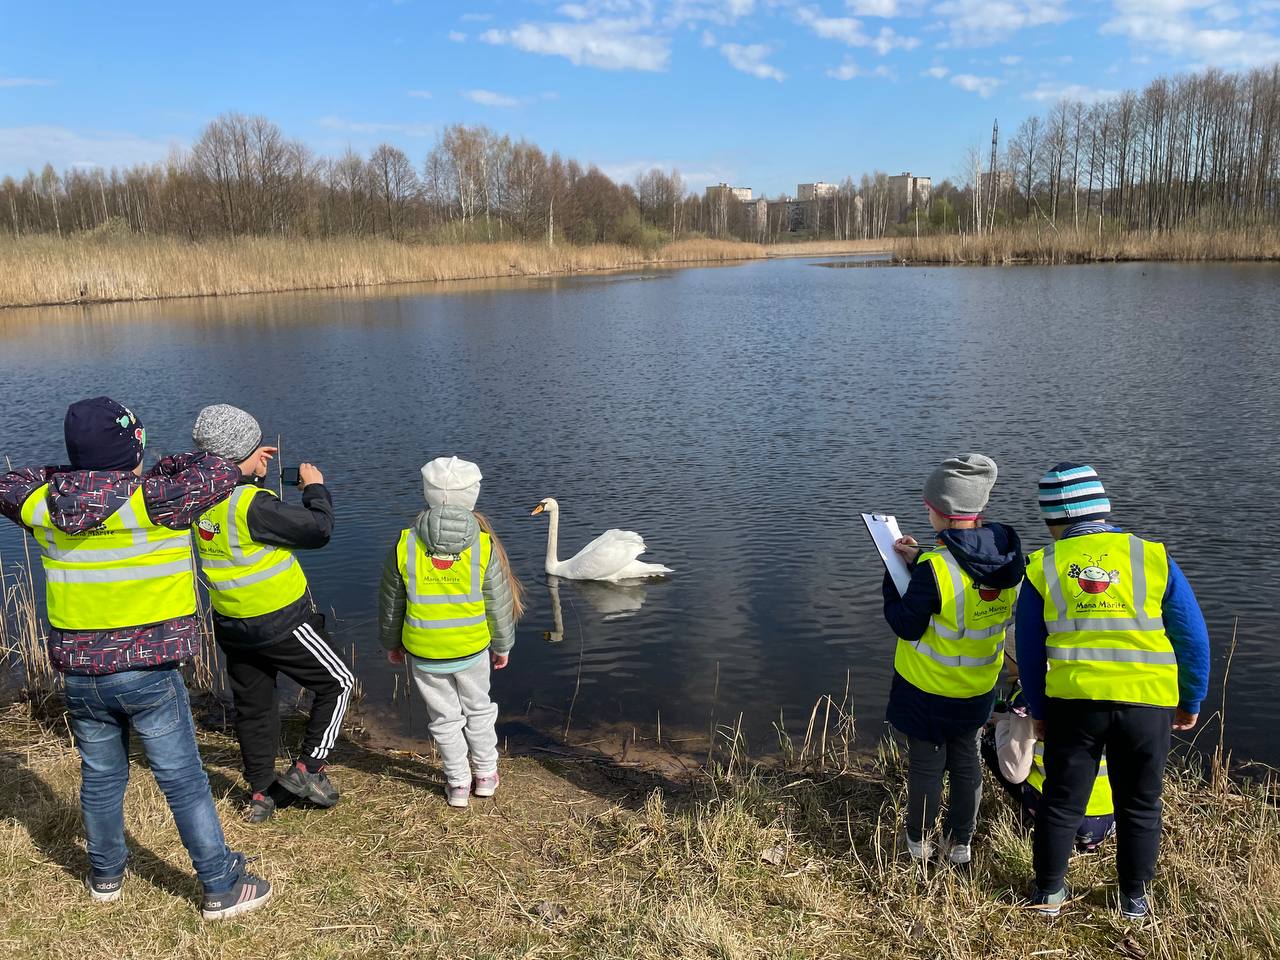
923, 453, 998, 520
193, 404, 263, 463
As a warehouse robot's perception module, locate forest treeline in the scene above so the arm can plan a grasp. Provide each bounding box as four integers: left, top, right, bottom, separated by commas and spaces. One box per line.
3, 62, 1279, 246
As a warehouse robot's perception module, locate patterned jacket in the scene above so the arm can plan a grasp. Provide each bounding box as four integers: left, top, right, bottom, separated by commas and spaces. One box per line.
0, 453, 239, 674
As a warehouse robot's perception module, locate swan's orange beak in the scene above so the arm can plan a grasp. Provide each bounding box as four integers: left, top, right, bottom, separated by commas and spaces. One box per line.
530, 503, 545, 516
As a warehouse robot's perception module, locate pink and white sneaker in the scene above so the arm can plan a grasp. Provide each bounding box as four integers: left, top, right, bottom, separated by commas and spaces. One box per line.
446, 783, 471, 808
473, 772, 500, 798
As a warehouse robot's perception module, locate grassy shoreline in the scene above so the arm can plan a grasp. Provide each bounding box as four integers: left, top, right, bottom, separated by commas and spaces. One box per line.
896, 226, 1280, 265
3, 700, 1279, 959
0, 236, 772, 310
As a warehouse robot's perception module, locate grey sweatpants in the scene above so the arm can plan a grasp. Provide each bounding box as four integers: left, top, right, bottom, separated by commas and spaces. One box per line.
409, 654, 499, 786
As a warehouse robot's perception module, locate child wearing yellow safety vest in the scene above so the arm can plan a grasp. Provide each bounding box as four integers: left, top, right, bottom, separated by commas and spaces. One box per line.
1018, 463, 1210, 921
884, 454, 1025, 866
192, 404, 353, 824
378, 457, 524, 808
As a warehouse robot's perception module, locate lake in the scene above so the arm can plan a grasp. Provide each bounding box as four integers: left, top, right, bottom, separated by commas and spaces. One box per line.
1, 258, 1276, 764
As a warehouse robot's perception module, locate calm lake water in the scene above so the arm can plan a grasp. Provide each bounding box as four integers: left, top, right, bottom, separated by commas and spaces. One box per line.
1, 258, 1277, 763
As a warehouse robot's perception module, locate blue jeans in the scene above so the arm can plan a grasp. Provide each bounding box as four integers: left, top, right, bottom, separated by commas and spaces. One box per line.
63, 667, 238, 894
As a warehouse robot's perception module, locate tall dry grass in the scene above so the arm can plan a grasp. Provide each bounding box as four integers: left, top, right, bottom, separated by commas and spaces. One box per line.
0, 235, 765, 309
898, 224, 1280, 265
764, 238, 896, 257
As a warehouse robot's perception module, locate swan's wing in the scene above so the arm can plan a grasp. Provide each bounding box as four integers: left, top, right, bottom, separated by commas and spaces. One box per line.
562, 529, 646, 581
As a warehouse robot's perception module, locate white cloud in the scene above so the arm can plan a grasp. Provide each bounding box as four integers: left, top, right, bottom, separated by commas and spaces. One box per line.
463, 89, 522, 107
480, 19, 670, 70
0, 125, 173, 174
933, 0, 1071, 46
1103, 0, 1280, 66
826, 57, 896, 78
1024, 82, 1120, 102
701, 28, 718, 46
318, 117, 434, 137
796, 5, 919, 50
667, 0, 757, 26
407, 89, 433, 98
847, 0, 901, 13
923, 64, 950, 76
720, 42, 785, 79
448, 30, 467, 42
0, 76, 54, 88
999, 53, 1022, 64
950, 72, 999, 96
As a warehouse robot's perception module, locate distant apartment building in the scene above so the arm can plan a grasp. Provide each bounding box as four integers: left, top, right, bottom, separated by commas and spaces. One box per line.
888, 172, 931, 221
705, 182, 754, 204
979, 169, 1015, 197
797, 181, 838, 201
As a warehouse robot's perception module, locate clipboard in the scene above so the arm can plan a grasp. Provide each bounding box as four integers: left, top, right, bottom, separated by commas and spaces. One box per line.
861, 513, 912, 597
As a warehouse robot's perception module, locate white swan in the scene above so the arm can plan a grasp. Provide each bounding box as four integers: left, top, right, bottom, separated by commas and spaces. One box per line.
531, 497, 673, 582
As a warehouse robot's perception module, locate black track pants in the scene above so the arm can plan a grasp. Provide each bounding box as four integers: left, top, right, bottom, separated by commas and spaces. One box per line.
217, 615, 356, 794
1033, 699, 1171, 897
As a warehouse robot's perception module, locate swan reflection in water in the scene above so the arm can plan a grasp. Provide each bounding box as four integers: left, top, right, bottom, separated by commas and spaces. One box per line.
543, 575, 652, 643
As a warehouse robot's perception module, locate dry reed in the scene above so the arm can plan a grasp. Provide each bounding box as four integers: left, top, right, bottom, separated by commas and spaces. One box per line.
897, 224, 1280, 265
764, 238, 896, 257
0, 235, 765, 309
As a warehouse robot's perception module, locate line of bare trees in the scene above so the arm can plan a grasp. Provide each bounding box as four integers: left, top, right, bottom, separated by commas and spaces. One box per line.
4, 63, 1279, 246
945, 64, 1280, 235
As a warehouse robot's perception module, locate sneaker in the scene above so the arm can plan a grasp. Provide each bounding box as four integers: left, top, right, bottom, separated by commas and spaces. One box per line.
85, 872, 125, 903
201, 853, 273, 921
276, 762, 339, 807
244, 791, 276, 824
1120, 891, 1150, 920
447, 783, 471, 808
1028, 884, 1071, 919
473, 772, 500, 798
938, 837, 972, 866
905, 834, 934, 861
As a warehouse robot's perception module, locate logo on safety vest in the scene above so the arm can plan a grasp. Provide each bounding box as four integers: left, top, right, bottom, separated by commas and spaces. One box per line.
430, 553, 460, 570
977, 586, 1002, 602
1067, 558, 1120, 597
197, 517, 221, 542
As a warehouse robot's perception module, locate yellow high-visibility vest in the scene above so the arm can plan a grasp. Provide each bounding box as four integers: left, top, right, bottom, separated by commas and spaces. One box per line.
894, 547, 1017, 699
1025, 532, 1177, 708
396, 528, 492, 661
1025, 742, 1114, 817
194, 485, 308, 618
20, 484, 196, 631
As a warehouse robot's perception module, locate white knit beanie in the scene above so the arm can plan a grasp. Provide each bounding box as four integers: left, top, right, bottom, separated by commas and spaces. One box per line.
421, 456, 482, 511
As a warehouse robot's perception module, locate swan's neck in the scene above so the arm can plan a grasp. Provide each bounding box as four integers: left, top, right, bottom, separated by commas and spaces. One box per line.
544, 508, 561, 572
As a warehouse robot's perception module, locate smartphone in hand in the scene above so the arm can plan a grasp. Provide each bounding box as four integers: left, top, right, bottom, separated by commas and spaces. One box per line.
280, 466, 301, 486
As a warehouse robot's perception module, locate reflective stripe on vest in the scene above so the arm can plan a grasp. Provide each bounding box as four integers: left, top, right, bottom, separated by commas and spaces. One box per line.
1025, 742, 1114, 817
20, 484, 196, 631
194, 486, 309, 618
893, 547, 1016, 699
1025, 533, 1178, 707
397, 528, 492, 660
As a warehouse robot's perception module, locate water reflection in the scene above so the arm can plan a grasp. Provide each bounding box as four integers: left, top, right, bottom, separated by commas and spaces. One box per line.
543, 575, 652, 643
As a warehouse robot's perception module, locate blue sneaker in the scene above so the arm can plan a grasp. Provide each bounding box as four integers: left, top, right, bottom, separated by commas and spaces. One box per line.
1028, 884, 1070, 919
1120, 891, 1149, 920
85, 872, 125, 903
201, 853, 272, 921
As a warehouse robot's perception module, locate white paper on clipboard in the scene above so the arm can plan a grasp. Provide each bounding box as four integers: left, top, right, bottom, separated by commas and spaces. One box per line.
861, 513, 912, 597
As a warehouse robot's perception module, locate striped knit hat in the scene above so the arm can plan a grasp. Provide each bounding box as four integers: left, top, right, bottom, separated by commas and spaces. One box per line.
1038, 462, 1112, 525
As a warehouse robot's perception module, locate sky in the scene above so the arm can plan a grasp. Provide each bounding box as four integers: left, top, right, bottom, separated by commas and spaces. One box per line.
3, 0, 1280, 197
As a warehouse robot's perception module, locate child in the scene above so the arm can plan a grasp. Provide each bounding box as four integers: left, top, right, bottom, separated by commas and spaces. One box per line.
379, 456, 523, 807
883, 454, 1025, 866
982, 671, 1115, 853
191, 403, 353, 823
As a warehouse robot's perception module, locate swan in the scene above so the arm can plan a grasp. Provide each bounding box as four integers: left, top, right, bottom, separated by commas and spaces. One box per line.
531, 497, 673, 582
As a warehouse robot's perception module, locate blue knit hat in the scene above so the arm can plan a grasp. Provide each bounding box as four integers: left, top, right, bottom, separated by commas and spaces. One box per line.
64, 397, 146, 471
1038, 462, 1111, 525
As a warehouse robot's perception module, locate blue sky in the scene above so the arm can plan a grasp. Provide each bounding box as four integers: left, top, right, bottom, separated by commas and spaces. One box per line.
3, 1, 1280, 196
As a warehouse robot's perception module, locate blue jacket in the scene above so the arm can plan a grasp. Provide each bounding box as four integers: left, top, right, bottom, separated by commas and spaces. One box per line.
1015, 522, 1210, 719
884, 523, 1025, 743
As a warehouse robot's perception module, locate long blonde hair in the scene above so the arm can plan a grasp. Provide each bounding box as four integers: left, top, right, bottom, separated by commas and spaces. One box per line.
473, 510, 526, 621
